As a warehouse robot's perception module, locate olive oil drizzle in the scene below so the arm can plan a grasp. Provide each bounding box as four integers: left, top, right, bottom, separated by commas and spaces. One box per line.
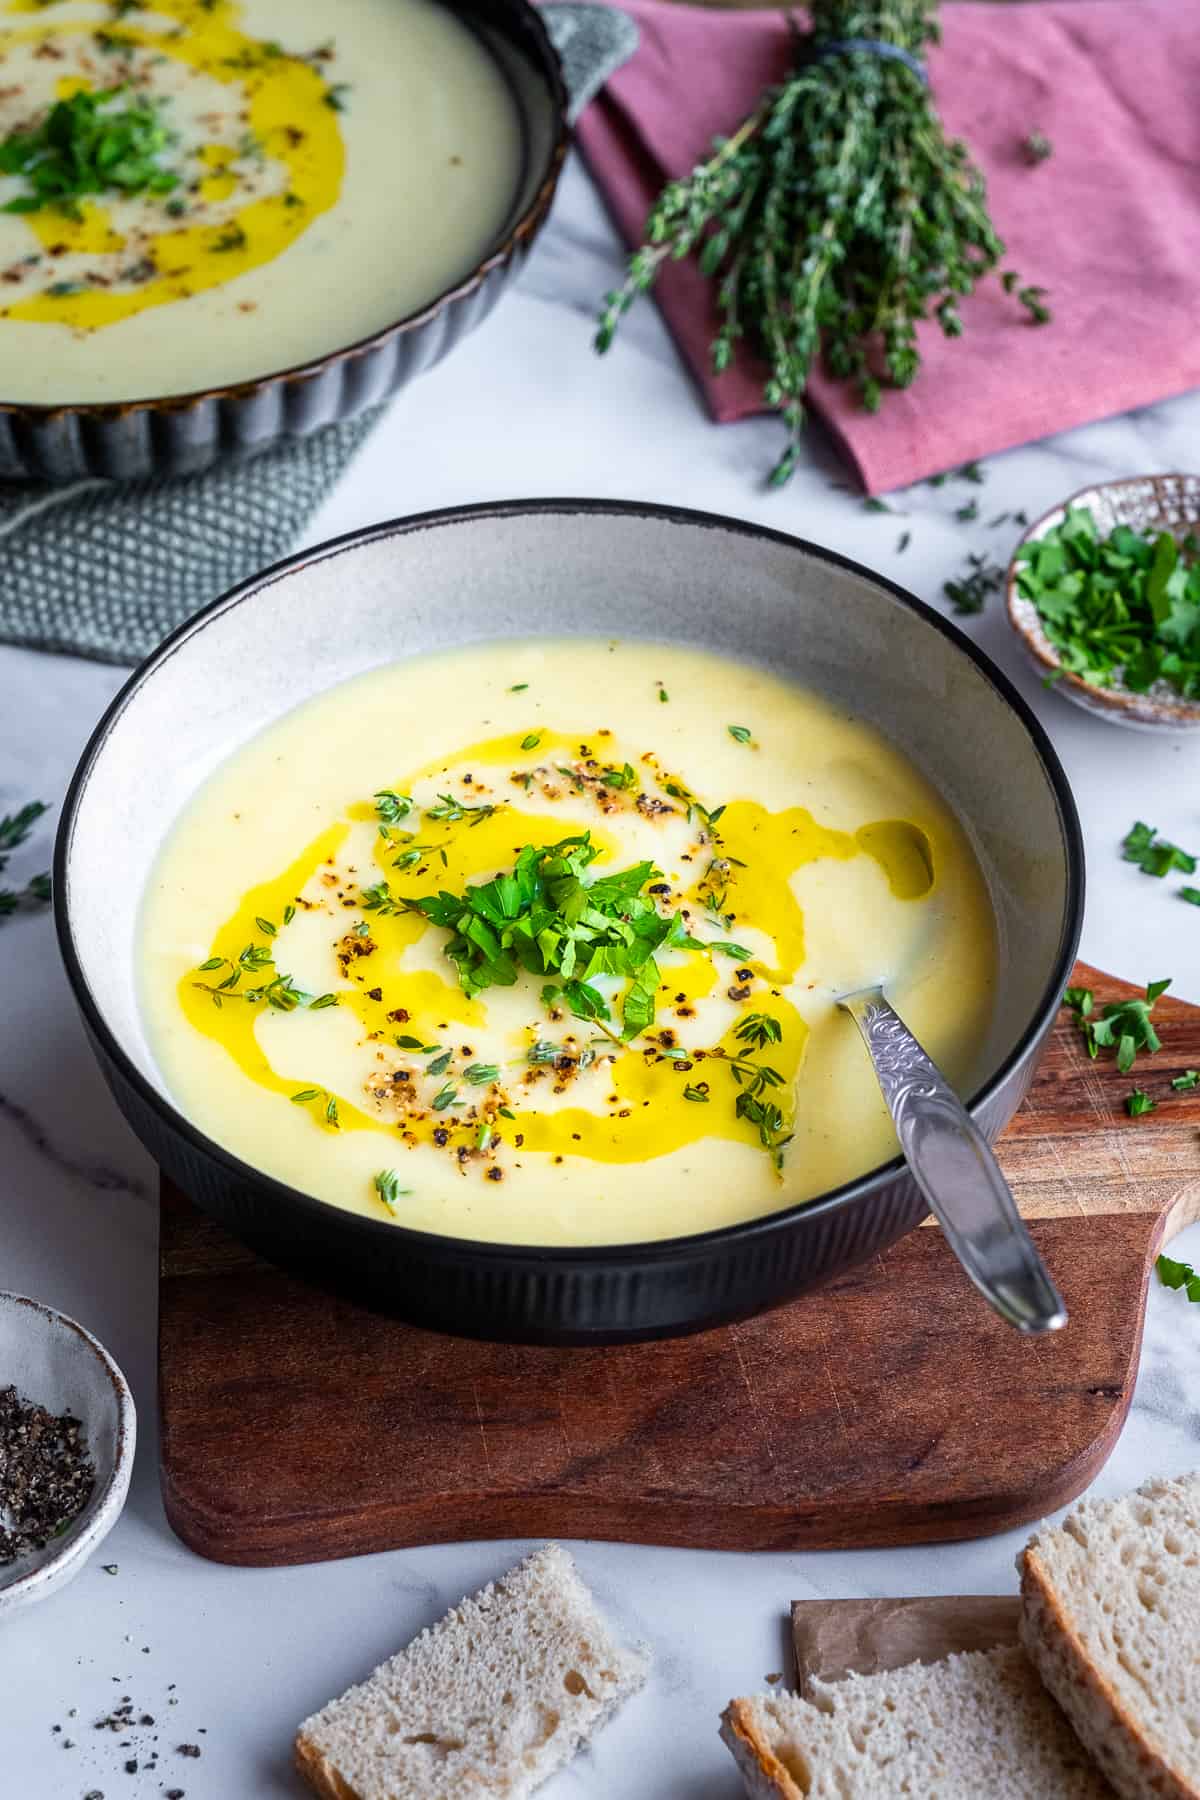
178, 729, 937, 1214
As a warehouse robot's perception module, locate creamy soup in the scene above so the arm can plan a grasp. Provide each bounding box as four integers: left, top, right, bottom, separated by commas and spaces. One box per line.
139, 641, 999, 1246
0, 0, 522, 401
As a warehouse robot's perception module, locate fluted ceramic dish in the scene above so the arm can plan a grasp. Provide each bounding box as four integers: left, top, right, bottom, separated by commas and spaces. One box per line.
0, 1293, 135, 1615
0, 0, 567, 483
56, 500, 1085, 1343
1007, 473, 1200, 732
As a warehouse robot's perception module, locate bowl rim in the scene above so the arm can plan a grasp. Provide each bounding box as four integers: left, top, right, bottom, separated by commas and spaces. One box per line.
55, 496, 1086, 1266
0, 0, 569, 423
1005, 473, 1200, 726
0, 1291, 136, 1605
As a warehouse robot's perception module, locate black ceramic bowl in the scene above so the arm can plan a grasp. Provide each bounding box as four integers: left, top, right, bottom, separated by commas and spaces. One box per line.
56, 501, 1085, 1342
0, 0, 567, 484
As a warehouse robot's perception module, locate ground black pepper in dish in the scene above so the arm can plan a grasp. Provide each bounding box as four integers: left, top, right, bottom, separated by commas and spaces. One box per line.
0, 1383, 94, 1561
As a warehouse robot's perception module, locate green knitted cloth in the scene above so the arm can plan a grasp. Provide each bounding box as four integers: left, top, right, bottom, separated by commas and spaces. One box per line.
0, 4, 636, 665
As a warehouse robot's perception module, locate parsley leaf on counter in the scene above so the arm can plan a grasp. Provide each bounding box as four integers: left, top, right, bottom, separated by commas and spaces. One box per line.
1125, 1088, 1156, 1118
1064, 979, 1171, 1074
1122, 820, 1197, 878
1171, 1070, 1199, 1091
1157, 1254, 1200, 1303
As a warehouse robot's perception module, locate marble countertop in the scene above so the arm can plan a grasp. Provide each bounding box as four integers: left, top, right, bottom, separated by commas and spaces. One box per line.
4, 152, 1200, 1799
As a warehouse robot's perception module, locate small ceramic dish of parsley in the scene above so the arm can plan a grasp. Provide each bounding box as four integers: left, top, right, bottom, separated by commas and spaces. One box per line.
1006, 473, 1200, 732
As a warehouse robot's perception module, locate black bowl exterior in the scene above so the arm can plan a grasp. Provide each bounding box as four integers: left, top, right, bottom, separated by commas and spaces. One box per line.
56, 500, 1085, 1345
87, 1008, 1053, 1344
0, 0, 568, 483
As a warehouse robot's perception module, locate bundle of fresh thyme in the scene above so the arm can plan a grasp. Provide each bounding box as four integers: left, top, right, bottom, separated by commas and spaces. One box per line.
596, 0, 1048, 485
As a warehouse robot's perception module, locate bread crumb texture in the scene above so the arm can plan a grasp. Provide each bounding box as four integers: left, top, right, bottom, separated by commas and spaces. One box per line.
721, 1646, 1113, 1798
294, 1544, 648, 1800
1020, 1470, 1200, 1800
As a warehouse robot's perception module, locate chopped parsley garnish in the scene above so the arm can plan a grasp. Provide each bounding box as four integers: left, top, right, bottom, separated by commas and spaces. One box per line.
600, 762, 637, 791
400, 831, 699, 1041
727, 724, 753, 744
374, 1169, 409, 1213
1014, 507, 1200, 699
1157, 1254, 1200, 1304
1171, 1070, 1198, 1091
520, 732, 542, 752
658, 687, 669, 703
1181, 888, 1200, 908
509, 683, 528, 692
213, 223, 247, 253
1125, 1088, 1155, 1118
1063, 979, 1171, 1075
0, 85, 180, 218
1122, 820, 1196, 878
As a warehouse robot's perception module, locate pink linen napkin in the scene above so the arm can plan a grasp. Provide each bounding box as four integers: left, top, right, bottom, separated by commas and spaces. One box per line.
576, 0, 1200, 493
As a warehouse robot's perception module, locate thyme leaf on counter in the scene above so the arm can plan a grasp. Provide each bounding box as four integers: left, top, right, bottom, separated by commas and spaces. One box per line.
0, 799, 52, 921
0, 85, 180, 216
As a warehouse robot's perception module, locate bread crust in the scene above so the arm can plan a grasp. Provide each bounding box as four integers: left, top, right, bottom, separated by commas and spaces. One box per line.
1020, 1546, 1197, 1800
294, 1729, 364, 1800
720, 1698, 806, 1800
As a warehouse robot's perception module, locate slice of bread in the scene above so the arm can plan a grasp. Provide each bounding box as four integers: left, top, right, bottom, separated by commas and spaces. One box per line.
295, 1544, 647, 1800
721, 1645, 1113, 1798
1020, 1471, 1200, 1800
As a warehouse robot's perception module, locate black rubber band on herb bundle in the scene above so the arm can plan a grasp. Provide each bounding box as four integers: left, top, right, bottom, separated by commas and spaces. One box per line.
807, 36, 929, 84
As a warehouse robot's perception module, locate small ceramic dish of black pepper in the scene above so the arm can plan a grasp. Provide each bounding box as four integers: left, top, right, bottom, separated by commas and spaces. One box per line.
1006, 474, 1200, 732
0, 1293, 135, 1616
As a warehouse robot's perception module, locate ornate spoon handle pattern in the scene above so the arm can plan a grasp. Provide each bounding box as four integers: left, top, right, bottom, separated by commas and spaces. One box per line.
840, 987, 1067, 1335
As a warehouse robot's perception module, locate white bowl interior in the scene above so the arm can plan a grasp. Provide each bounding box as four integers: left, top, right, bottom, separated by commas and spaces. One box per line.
64, 506, 1075, 1144
0, 1294, 131, 1601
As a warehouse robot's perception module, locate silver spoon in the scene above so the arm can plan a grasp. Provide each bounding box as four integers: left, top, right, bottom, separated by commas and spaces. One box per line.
838, 985, 1067, 1335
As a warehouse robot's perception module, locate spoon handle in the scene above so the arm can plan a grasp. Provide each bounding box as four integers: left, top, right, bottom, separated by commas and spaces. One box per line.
841, 990, 1067, 1335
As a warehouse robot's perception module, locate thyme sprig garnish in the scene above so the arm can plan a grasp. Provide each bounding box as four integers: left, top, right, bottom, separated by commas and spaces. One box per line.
291, 1086, 340, 1127
716, 1012, 792, 1166
0, 84, 180, 218
191, 938, 337, 1012
595, 0, 1048, 486
0, 800, 52, 921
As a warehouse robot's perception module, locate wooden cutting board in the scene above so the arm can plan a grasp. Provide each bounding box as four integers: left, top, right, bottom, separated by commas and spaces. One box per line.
158, 964, 1200, 1566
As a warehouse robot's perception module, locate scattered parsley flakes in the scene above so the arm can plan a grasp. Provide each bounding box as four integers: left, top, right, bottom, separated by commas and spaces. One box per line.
1125, 1087, 1155, 1118
1171, 1070, 1199, 1091
519, 732, 542, 751
944, 552, 1004, 615
727, 724, 753, 744
1181, 888, 1200, 908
